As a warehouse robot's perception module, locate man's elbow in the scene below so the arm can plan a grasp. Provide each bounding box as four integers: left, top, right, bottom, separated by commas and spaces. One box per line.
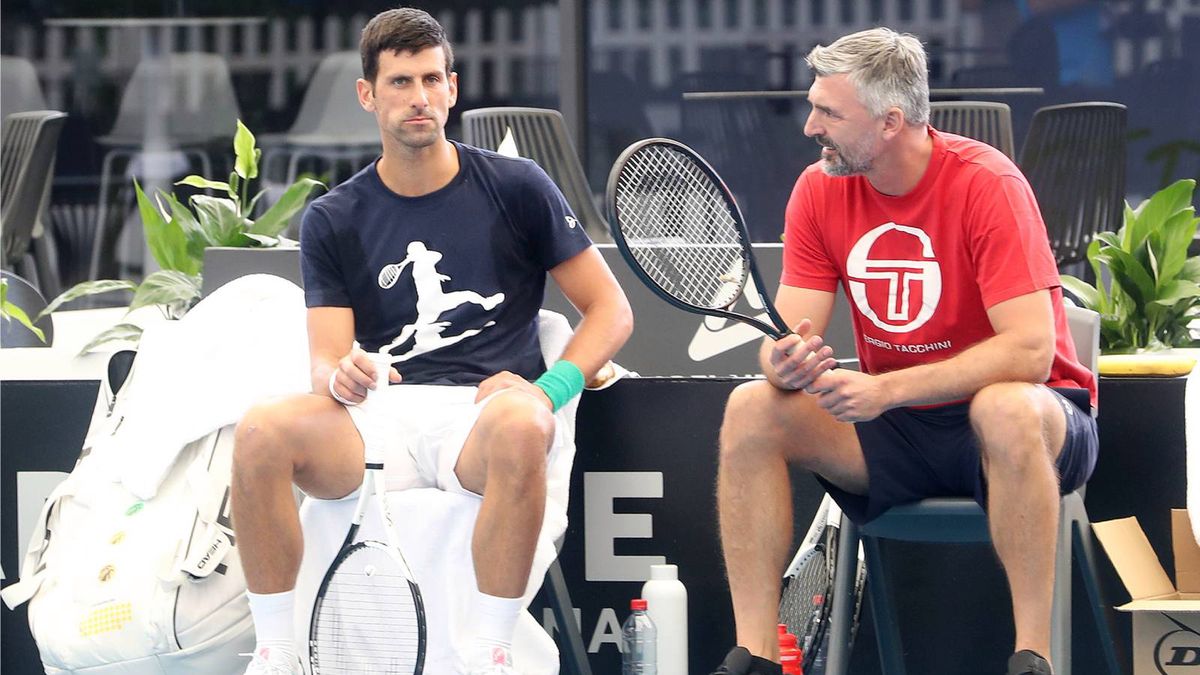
1021, 342, 1056, 383
611, 295, 634, 345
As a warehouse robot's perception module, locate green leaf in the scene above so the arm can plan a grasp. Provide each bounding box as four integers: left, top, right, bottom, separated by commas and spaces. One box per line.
1181, 257, 1200, 283
1150, 279, 1200, 306
242, 233, 279, 247
233, 120, 258, 180
250, 177, 326, 236
1157, 210, 1198, 284
78, 323, 143, 355
1, 280, 45, 342
176, 175, 234, 199
128, 270, 202, 313
136, 181, 198, 275
191, 195, 250, 246
1060, 276, 1099, 310
38, 279, 138, 319
1104, 246, 1158, 308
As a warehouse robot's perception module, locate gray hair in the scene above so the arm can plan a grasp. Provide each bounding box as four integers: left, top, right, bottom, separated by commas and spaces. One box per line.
806, 28, 930, 126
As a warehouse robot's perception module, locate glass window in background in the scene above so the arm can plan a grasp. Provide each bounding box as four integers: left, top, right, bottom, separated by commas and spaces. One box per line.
587, 0, 1199, 243
0, 0, 560, 293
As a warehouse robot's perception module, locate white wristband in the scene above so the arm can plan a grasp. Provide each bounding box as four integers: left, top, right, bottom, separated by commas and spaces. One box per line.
328, 370, 358, 406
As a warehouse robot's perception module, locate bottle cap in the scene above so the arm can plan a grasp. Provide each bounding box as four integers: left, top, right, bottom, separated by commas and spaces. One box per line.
631, 598, 648, 610
777, 623, 788, 636
649, 563, 678, 580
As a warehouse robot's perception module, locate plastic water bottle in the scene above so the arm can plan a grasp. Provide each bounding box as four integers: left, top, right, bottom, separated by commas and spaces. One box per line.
778, 624, 802, 675
621, 598, 657, 674
641, 564, 687, 675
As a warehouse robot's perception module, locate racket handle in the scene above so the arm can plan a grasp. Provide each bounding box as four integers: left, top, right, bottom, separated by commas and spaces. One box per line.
361, 353, 393, 465
367, 352, 391, 393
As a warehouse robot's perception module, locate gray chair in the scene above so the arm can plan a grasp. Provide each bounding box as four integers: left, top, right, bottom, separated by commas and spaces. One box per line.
1, 111, 67, 291
1, 270, 53, 347
1018, 102, 1127, 269
0, 56, 49, 129
259, 51, 381, 186
824, 306, 1120, 675
90, 53, 241, 280
462, 107, 611, 242
930, 101, 1016, 159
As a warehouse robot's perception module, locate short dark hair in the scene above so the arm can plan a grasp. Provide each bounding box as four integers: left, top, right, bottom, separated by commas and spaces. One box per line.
360, 7, 455, 84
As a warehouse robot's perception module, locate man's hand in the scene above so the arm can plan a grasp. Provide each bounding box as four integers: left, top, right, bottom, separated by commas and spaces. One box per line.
807, 369, 892, 423
328, 347, 401, 404
768, 318, 838, 392
476, 370, 554, 410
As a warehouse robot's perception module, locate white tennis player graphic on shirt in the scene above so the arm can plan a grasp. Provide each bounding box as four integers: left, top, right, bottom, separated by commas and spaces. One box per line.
378, 241, 505, 361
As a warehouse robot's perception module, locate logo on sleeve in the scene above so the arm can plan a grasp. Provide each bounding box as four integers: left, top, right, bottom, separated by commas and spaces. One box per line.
565, 215, 579, 229
846, 223, 941, 333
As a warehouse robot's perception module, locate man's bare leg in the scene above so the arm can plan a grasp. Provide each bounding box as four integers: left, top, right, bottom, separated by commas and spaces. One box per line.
717, 381, 865, 660
233, 394, 367, 593
973, 383, 1068, 664
452, 389, 556, 670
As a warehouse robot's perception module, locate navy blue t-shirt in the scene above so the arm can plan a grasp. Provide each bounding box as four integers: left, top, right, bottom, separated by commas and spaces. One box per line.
300, 142, 592, 385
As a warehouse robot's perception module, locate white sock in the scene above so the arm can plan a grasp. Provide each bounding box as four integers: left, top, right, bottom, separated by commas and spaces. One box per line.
468, 590, 523, 668
247, 589, 297, 660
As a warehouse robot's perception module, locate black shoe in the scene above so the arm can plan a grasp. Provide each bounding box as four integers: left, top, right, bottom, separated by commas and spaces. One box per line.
1007, 649, 1053, 675
710, 646, 783, 675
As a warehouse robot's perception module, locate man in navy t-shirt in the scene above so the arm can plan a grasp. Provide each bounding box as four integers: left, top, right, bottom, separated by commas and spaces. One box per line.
231, 8, 632, 675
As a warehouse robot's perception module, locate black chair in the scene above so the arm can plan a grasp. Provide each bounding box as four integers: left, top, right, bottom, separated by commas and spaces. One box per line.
462, 107, 611, 242
824, 307, 1120, 675
1, 110, 67, 292
1018, 103, 1127, 269
930, 101, 1015, 159
1, 270, 53, 347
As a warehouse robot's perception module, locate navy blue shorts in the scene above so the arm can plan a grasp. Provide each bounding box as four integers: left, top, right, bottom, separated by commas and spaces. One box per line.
816, 387, 1098, 525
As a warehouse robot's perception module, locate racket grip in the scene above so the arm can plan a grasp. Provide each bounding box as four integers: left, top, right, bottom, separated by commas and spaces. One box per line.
367, 352, 392, 394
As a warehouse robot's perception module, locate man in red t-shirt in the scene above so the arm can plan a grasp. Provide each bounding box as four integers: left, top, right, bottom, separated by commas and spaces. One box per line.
710, 28, 1096, 675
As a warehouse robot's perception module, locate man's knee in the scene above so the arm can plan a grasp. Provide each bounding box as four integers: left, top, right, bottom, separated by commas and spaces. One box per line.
720, 380, 815, 463
478, 392, 555, 479
234, 399, 299, 474
971, 383, 1053, 466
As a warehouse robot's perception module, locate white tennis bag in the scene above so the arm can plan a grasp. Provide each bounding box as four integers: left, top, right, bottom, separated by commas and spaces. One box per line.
2, 423, 253, 673
2, 275, 314, 673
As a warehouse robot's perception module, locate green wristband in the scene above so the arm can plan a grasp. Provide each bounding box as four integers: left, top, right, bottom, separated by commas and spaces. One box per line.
533, 360, 585, 412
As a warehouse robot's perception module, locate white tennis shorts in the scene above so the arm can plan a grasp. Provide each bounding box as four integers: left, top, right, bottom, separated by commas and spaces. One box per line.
345, 384, 571, 497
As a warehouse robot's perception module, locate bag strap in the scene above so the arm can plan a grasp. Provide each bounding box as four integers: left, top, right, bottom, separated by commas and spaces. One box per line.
1, 471, 82, 608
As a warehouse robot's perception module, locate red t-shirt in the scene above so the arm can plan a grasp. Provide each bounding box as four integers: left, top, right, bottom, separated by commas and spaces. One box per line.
782, 128, 1096, 407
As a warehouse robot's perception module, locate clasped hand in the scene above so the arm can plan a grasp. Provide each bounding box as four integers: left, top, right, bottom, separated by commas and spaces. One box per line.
769, 320, 890, 423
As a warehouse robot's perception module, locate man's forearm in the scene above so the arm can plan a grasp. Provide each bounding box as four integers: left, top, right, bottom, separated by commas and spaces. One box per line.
556, 298, 633, 382
876, 333, 1053, 408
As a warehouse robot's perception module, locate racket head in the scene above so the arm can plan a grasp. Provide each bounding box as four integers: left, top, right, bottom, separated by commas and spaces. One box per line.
606, 138, 788, 338
309, 540, 427, 674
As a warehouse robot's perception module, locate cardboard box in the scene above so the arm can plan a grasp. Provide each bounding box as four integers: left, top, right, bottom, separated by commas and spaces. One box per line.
1094, 510, 1200, 673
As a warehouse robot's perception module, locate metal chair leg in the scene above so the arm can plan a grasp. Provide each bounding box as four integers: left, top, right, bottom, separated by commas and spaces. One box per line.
826, 518, 859, 675
545, 558, 593, 675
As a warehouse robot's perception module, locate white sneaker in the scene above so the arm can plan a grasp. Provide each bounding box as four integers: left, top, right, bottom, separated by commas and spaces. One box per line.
241, 647, 304, 675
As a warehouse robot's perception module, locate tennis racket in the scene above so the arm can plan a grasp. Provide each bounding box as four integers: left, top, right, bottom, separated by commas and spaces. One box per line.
309, 353, 426, 674
779, 495, 865, 672
606, 137, 794, 339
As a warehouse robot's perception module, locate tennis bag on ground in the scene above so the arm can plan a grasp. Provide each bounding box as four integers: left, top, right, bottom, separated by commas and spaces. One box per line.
1, 423, 253, 673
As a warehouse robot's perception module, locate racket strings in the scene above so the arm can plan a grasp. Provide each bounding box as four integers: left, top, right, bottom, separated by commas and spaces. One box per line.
778, 547, 831, 664
615, 145, 749, 309
311, 545, 423, 674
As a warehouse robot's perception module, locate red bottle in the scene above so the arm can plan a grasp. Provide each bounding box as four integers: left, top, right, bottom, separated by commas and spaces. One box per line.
778, 623, 803, 675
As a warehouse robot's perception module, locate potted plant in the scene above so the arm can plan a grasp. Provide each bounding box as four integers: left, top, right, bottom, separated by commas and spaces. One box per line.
1061, 178, 1200, 353
39, 121, 324, 353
